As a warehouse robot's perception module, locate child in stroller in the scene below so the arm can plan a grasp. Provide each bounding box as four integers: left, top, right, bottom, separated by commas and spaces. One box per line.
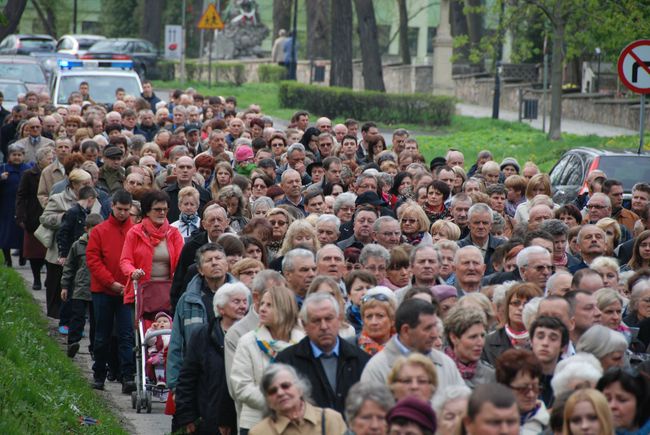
144, 312, 172, 387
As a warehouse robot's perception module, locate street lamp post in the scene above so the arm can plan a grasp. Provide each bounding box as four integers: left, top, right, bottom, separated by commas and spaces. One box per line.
595, 47, 602, 93
492, 61, 502, 119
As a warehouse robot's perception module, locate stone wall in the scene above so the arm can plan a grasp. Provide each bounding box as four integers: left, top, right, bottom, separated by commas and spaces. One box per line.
454, 75, 649, 131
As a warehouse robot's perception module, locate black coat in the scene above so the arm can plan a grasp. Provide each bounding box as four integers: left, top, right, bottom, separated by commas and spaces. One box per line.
481, 327, 513, 367
164, 181, 211, 223
275, 336, 370, 416
174, 318, 236, 435
171, 230, 208, 313
57, 203, 90, 257
15, 165, 44, 232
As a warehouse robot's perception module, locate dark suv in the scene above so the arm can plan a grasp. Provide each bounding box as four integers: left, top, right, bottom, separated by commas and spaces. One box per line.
549, 148, 650, 205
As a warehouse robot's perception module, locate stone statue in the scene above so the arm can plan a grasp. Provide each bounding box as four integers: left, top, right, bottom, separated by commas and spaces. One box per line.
207, 0, 269, 59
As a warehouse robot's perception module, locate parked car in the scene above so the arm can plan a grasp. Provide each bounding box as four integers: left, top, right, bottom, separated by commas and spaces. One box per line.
0, 55, 48, 94
0, 79, 28, 108
549, 147, 650, 206
56, 34, 106, 57
83, 38, 159, 79
0, 34, 56, 55
30, 52, 77, 83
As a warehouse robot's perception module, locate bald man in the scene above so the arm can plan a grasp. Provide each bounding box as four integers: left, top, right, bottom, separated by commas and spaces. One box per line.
164, 156, 211, 221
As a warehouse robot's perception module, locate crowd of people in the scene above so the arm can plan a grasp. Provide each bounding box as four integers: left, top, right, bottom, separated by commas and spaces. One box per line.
1, 81, 650, 435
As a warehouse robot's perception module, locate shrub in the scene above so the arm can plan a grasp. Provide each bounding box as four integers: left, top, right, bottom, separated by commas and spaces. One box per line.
258, 64, 287, 83
278, 81, 454, 126
170, 60, 246, 86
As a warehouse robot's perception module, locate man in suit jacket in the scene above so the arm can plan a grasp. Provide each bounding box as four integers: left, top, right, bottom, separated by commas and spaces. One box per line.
275, 293, 370, 416
14, 117, 54, 163
457, 203, 504, 274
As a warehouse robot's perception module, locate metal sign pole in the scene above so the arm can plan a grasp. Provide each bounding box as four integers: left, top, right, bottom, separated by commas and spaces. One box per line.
208, 31, 213, 88
639, 94, 646, 155
181, 0, 186, 85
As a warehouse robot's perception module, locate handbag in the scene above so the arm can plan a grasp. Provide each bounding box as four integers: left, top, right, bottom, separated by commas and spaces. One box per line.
34, 224, 55, 248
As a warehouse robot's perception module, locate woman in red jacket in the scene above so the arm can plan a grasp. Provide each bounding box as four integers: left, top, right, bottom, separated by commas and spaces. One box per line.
120, 190, 184, 305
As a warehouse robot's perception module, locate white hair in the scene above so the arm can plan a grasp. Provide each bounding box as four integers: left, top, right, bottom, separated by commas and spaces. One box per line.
551, 353, 603, 397
516, 245, 550, 270
576, 325, 628, 359
432, 385, 472, 416
299, 292, 339, 324
213, 282, 250, 317
522, 296, 543, 331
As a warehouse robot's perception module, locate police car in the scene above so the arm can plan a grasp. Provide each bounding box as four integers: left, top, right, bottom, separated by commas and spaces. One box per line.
49, 59, 142, 107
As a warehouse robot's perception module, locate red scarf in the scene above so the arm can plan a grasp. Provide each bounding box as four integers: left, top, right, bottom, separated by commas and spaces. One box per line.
444, 346, 477, 380
142, 217, 170, 247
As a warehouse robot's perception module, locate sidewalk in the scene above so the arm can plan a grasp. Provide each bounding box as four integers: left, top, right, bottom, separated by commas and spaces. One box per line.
457, 103, 638, 137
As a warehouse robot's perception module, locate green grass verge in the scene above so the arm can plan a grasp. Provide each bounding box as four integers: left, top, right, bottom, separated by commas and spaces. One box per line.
152, 80, 639, 173
0, 264, 127, 434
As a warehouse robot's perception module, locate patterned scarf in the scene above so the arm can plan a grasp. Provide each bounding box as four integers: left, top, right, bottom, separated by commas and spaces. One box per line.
406, 231, 426, 246
505, 324, 530, 348
142, 217, 170, 247
357, 329, 394, 356
254, 327, 297, 362
179, 213, 200, 236
444, 346, 478, 380
267, 239, 283, 256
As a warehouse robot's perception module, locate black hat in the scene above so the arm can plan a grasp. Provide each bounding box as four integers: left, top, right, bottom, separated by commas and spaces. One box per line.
306, 161, 323, 176
103, 145, 123, 159
185, 123, 201, 134
429, 156, 447, 171
258, 158, 276, 169
356, 191, 385, 207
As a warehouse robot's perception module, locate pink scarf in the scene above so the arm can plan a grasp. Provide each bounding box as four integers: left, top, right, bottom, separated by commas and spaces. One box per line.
444, 346, 477, 380
142, 217, 170, 247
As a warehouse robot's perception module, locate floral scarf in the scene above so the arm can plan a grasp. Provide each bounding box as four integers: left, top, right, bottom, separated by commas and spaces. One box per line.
406, 231, 426, 246
142, 217, 170, 247
254, 326, 299, 362
267, 239, 283, 257
357, 330, 392, 356
444, 346, 477, 380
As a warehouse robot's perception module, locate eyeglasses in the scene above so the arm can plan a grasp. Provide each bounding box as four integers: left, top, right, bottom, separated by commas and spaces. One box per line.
267, 381, 293, 396
269, 220, 287, 226
271, 143, 284, 148
587, 204, 608, 210
361, 293, 391, 304
509, 299, 528, 308
510, 383, 540, 395
531, 264, 555, 273
152, 207, 168, 213
402, 218, 417, 224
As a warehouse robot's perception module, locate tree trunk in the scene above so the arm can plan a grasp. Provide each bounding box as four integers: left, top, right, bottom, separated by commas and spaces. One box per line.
354, 0, 385, 91
397, 0, 411, 65
306, 0, 330, 59
465, 0, 483, 56
549, 18, 564, 141
450, 0, 469, 61
31, 0, 56, 37
140, 0, 164, 47
330, 0, 353, 87
273, 0, 292, 41
0, 0, 28, 41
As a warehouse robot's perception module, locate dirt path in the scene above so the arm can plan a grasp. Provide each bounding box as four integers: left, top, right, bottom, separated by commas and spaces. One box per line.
14, 263, 171, 435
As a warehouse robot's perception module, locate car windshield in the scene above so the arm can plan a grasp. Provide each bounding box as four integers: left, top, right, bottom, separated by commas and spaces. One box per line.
78, 39, 103, 50
598, 156, 650, 191
0, 63, 46, 83
89, 40, 129, 52
0, 82, 26, 101
58, 75, 140, 104
20, 38, 55, 52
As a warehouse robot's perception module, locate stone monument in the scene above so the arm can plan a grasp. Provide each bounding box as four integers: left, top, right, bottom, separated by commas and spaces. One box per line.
432, 0, 455, 96
207, 0, 269, 59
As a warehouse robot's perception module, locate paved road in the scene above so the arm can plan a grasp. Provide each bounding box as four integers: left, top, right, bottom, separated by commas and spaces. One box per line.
14, 263, 171, 435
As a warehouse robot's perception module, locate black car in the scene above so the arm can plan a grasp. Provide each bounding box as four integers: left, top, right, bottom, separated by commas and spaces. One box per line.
83, 38, 159, 79
0, 34, 56, 55
549, 147, 650, 205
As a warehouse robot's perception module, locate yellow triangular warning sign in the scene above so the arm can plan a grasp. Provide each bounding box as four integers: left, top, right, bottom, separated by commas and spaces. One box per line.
198, 4, 224, 30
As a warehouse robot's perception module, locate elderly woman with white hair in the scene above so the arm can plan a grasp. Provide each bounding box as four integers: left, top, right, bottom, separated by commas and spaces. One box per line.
595, 287, 631, 340
333, 191, 357, 224
590, 256, 622, 292
174, 282, 250, 435
551, 352, 603, 398
433, 385, 472, 435
250, 196, 274, 219
576, 324, 628, 371
344, 382, 395, 435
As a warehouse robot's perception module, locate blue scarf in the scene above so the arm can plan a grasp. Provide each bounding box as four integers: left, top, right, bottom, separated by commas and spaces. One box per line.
179, 213, 199, 236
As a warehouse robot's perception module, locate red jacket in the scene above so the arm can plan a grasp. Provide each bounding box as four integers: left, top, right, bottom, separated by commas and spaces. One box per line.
119, 222, 184, 304
87, 214, 134, 296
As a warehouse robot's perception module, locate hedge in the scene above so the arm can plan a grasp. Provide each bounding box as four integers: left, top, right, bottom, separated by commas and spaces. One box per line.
278, 81, 454, 126
258, 64, 287, 83
158, 60, 246, 86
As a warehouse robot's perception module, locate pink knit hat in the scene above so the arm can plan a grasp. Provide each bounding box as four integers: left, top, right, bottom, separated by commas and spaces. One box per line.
234, 145, 254, 162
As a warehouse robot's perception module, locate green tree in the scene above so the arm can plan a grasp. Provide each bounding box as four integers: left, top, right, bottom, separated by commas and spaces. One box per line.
102, 0, 140, 38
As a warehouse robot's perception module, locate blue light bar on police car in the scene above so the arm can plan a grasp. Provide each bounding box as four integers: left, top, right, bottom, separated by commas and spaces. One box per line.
57, 59, 134, 70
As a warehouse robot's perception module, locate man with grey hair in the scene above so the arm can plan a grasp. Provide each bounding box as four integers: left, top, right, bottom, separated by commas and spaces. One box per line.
276, 142, 310, 185
315, 116, 332, 133
224, 270, 287, 398
540, 219, 581, 269
372, 216, 402, 250
276, 168, 305, 214
457, 203, 504, 274
449, 193, 472, 239
316, 214, 341, 245
569, 225, 607, 273
395, 244, 444, 303
37, 137, 71, 206
317, 132, 335, 161
360, 244, 390, 284
15, 116, 54, 162
545, 270, 573, 296
316, 244, 346, 282
517, 245, 554, 289
282, 248, 317, 307
333, 123, 347, 144
391, 128, 409, 154
275, 292, 370, 415
453, 246, 486, 295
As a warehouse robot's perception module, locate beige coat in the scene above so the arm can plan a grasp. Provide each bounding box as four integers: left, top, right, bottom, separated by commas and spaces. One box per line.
37, 160, 65, 207
249, 401, 346, 435
231, 325, 305, 430
14, 135, 54, 163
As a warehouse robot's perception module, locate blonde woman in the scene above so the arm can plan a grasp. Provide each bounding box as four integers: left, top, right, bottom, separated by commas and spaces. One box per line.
387, 353, 438, 403
265, 207, 294, 260
269, 219, 320, 270
562, 389, 615, 435
397, 200, 432, 246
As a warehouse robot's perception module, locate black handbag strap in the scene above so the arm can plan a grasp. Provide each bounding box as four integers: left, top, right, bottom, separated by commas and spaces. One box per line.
321, 408, 326, 435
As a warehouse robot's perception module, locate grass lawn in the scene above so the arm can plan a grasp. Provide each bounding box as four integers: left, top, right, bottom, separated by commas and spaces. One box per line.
0, 261, 127, 434
152, 80, 639, 173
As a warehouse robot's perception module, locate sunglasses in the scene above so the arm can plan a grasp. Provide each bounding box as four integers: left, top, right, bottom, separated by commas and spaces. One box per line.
361, 293, 391, 304
267, 381, 293, 396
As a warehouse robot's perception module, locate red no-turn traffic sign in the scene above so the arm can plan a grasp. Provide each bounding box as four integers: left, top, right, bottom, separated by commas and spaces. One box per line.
618, 39, 650, 94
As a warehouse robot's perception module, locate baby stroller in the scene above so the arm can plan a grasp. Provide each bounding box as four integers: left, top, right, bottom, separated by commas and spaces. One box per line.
131, 280, 172, 414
